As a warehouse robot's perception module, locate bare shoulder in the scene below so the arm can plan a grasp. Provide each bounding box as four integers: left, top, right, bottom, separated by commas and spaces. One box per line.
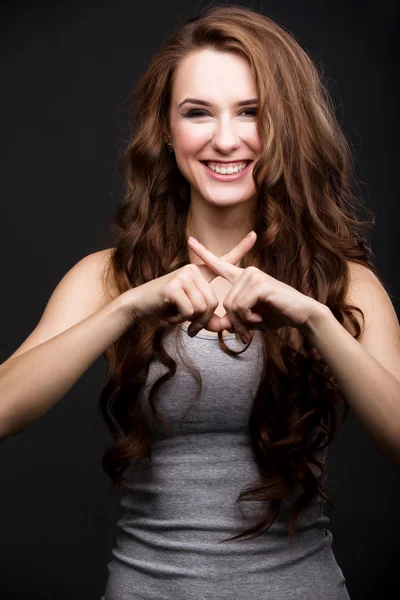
345, 260, 397, 338
91, 247, 120, 309
346, 260, 390, 308
3, 247, 120, 363
345, 263, 400, 384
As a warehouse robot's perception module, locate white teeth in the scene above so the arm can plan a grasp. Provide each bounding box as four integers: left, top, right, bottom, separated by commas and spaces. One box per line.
205, 161, 248, 174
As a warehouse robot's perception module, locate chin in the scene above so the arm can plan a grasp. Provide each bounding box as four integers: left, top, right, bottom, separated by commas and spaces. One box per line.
203, 187, 256, 202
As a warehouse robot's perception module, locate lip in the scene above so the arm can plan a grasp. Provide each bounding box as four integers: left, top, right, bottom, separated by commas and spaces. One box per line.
201, 159, 252, 163
200, 161, 252, 181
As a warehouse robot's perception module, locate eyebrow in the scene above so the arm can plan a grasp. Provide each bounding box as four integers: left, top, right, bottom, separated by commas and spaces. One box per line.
178, 97, 259, 108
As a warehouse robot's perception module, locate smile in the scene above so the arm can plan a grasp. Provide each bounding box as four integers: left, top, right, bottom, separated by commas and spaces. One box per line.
200, 160, 252, 181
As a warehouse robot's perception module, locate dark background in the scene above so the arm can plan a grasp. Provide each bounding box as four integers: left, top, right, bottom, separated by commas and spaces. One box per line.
0, 1, 398, 598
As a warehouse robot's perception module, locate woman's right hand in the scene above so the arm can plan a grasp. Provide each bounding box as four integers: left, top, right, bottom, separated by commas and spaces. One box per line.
121, 231, 257, 335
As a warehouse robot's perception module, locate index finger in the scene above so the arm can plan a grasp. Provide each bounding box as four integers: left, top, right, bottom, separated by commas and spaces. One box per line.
221, 230, 257, 266
187, 231, 256, 284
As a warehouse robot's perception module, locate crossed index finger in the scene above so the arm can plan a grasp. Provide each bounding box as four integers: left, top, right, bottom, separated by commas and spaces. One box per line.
187, 231, 256, 285
221, 230, 257, 266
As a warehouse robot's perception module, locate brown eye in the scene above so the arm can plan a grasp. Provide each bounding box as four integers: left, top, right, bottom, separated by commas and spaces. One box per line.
242, 108, 257, 116
184, 108, 257, 118
184, 110, 208, 118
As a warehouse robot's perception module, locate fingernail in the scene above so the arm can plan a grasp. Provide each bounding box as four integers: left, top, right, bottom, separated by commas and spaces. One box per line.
241, 334, 251, 344
188, 236, 199, 244
188, 326, 200, 337
246, 230, 255, 238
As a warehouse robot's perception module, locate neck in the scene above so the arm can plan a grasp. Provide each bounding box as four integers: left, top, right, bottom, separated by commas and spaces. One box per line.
186, 193, 257, 262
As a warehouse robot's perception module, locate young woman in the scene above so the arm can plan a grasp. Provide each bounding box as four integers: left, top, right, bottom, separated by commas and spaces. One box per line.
1, 5, 399, 599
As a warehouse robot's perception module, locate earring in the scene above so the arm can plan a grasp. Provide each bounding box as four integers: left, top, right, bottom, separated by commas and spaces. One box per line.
166, 142, 174, 153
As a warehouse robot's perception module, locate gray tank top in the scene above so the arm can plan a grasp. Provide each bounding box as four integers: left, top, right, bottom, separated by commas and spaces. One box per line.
102, 324, 350, 600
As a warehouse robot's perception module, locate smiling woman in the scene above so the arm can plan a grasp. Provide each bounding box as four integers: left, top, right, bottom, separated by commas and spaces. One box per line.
3, 2, 395, 600
88, 3, 395, 598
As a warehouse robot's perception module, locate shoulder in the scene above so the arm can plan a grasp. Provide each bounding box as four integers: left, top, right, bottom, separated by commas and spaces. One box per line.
345, 260, 392, 320
346, 260, 381, 285
3, 248, 119, 363
90, 247, 120, 309
345, 261, 400, 381
72, 247, 119, 312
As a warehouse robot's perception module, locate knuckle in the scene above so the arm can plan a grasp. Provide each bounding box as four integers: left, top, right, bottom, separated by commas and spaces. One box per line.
199, 300, 208, 312
184, 263, 199, 276
174, 274, 186, 286
246, 265, 258, 274
193, 302, 207, 315
165, 281, 177, 295
246, 266, 259, 280
212, 299, 219, 310
165, 279, 182, 297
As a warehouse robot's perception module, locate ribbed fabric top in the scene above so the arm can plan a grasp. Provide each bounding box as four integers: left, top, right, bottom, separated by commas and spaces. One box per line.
102, 324, 349, 600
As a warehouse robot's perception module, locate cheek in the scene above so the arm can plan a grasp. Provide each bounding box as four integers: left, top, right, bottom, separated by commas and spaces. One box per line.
249, 129, 262, 153
175, 123, 213, 155
174, 122, 262, 157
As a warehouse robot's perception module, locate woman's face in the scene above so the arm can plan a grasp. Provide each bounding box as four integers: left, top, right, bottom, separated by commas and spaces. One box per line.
168, 49, 262, 210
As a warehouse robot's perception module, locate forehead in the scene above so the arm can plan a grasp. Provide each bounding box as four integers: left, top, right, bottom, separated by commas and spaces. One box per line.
171, 49, 257, 103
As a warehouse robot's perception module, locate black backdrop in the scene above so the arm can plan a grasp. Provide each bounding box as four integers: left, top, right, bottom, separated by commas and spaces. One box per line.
0, 1, 398, 599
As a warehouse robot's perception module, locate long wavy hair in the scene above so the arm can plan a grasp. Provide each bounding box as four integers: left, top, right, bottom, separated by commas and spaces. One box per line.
99, 4, 382, 543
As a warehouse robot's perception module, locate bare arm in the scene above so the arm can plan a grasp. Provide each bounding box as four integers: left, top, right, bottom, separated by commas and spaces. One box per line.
0, 233, 259, 441
0, 250, 133, 440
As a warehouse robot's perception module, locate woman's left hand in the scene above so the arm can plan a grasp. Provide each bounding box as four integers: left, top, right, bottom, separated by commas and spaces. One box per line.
187, 232, 323, 340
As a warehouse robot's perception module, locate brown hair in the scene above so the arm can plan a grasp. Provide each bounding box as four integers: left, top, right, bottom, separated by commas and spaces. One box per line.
99, 4, 381, 543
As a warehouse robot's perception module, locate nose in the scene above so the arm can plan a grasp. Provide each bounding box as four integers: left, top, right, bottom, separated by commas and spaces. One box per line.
211, 116, 240, 154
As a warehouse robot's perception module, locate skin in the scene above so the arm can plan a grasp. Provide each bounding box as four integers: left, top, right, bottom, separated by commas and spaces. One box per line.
167, 48, 263, 262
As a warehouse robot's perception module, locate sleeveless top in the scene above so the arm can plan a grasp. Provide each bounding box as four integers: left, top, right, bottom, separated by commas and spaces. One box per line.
102, 324, 350, 600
